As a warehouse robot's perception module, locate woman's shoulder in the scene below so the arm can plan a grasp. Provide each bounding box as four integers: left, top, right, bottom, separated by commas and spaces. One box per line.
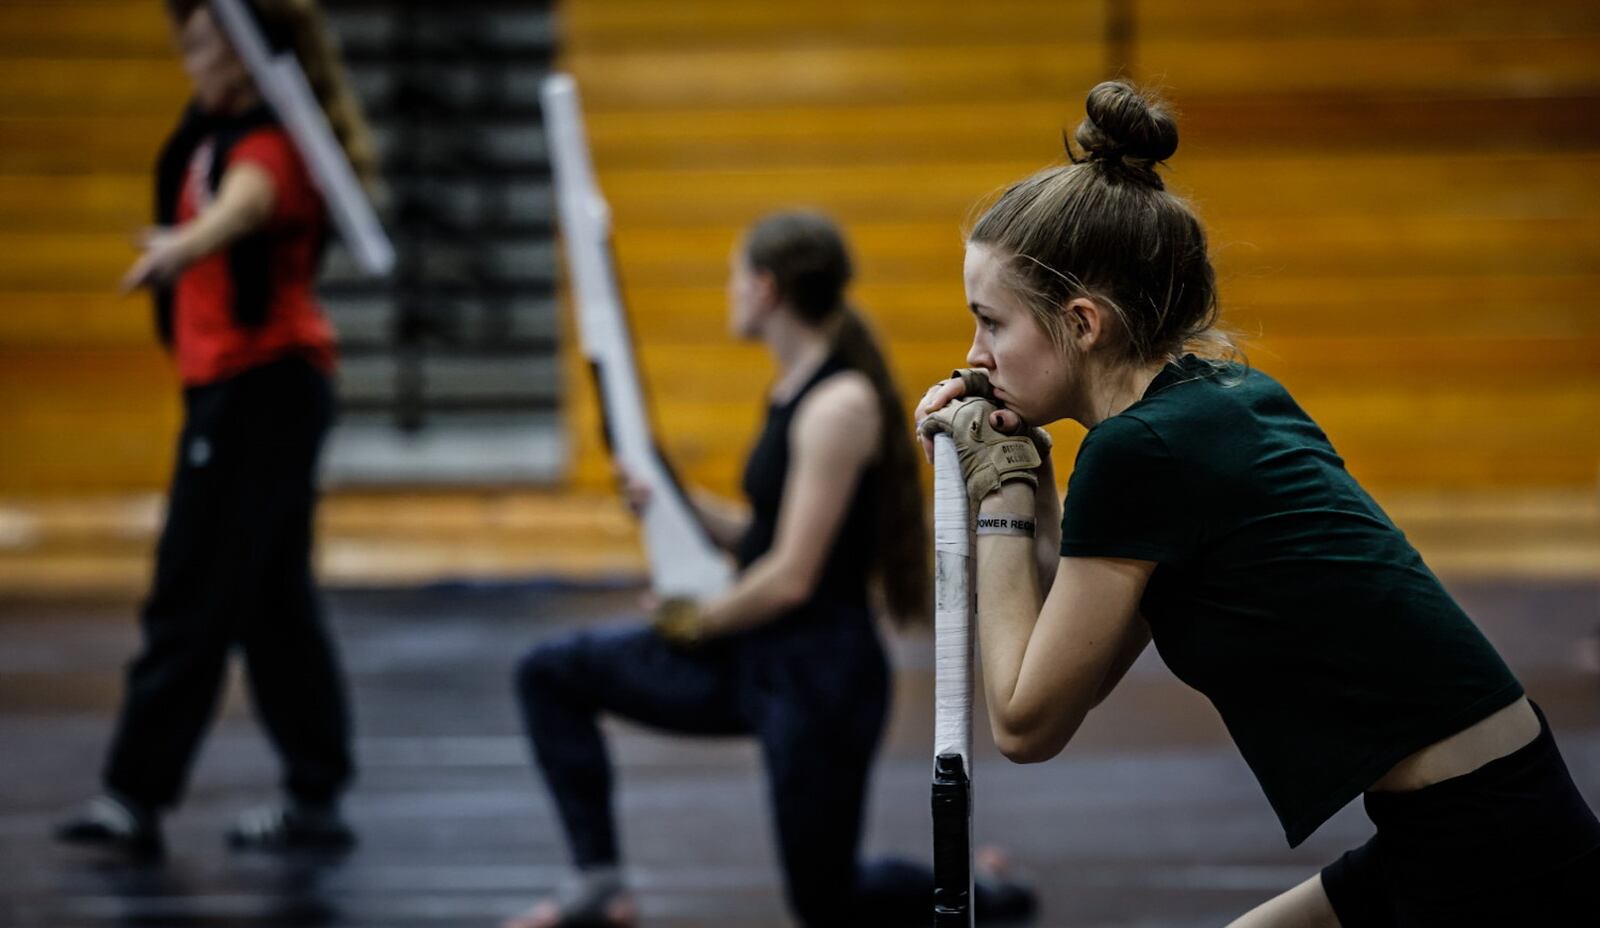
1077, 412, 1172, 475
1104, 359, 1328, 482
784, 369, 880, 470
227, 126, 314, 186
1079, 361, 1271, 456
229, 124, 297, 163
1132, 357, 1285, 421
793, 369, 876, 423
227, 126, 321, 220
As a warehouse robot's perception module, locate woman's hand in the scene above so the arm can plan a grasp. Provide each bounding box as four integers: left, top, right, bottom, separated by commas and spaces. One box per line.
119, 226, 194, 294
639, 591, 718, 647
915, 369, 1026, 463
119, 163, 277, 296
612, 465, 653, 518
651, 596, 716, 647
915, 376, 968, 462
918, 397, 1042, 508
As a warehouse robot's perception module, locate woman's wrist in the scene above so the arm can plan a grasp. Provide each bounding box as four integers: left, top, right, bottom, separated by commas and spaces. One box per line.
980, 481, 1037, 513
168, 224, 210, 270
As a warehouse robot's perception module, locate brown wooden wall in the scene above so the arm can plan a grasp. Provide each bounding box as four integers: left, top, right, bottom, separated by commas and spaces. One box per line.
1, 1, 1597, 498
561, 0, 1600, 499
0, 1, 184, 493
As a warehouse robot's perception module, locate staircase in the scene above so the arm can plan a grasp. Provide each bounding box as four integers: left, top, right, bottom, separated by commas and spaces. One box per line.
320, 0, 565, 485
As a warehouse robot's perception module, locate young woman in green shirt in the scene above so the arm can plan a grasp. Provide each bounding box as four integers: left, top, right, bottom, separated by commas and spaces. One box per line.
917, 81, 1599, 926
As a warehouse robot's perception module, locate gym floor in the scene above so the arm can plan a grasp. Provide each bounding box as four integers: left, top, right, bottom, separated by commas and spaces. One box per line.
2, 579, 1596, 927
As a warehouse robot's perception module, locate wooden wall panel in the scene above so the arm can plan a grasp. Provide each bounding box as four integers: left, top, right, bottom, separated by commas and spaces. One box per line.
560, 0, 1107, 495
555, 0, 1600, 499
1, 0, 1597, 502
0, 2, 177, 494
0, 3, 172, 57
1132, 0, 1600, 494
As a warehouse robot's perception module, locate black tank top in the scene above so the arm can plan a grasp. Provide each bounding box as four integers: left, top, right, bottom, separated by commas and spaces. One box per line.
735, 352, 879, 615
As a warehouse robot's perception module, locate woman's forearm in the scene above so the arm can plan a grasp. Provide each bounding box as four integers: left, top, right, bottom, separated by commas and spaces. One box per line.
1032, 461, 1063, 598
698, 552, 806, 635
120, 163, 277, 294
690, 488, 751, 552
175, 163, 275, 265
975, 482, 1045, 735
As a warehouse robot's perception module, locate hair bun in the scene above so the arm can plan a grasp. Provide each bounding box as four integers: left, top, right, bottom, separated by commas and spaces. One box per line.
1072, 81, 1178, 179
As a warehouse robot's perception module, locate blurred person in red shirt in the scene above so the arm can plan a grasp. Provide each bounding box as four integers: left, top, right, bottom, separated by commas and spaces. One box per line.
55, 0, 377, 857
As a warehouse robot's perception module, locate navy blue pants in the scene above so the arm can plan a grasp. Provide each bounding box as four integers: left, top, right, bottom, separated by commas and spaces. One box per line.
514, 612, 939, 927
103, 357, 352, 810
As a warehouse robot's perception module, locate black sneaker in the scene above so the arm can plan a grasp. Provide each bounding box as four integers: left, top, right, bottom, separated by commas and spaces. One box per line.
54, 794, 164, 859
227, 803, 356, 852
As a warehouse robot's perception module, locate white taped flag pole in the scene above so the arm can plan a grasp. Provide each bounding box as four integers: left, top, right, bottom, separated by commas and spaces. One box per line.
931, 433, 975, 926
209, 0, 395, 275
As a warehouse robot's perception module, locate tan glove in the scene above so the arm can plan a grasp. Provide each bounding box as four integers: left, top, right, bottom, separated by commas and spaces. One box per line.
949, 368, 1053, 459
950, 368, 994, 401
653, 597, 706, 647
918, 397, 1042, 507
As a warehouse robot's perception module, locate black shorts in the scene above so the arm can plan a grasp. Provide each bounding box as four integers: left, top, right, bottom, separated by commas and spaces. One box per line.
1321, 703, 1600, 927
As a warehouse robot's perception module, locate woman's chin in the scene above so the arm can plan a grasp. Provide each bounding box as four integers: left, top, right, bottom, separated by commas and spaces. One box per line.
992, 391, 1028, 421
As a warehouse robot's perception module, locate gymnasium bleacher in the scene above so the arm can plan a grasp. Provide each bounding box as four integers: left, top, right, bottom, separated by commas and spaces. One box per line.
0, 0, 1595, 593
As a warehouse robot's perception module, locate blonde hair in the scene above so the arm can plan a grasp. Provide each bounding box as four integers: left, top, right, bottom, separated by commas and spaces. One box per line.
168, 0, 379, 188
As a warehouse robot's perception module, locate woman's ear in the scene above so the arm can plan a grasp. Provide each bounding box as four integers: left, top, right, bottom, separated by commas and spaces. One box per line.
1062, 296, 1105, 350
751, 269, 779, 310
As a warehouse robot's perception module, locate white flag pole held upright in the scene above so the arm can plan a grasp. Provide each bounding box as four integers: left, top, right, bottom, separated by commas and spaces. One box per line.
931, 433, 975, 926
540, 73, 733, 601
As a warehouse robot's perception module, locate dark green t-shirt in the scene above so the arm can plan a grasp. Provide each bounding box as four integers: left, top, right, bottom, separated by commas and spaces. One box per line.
1059, 355, 1523, 847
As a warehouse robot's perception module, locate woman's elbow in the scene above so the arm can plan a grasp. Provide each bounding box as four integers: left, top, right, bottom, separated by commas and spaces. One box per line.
991, 714, 1077, 764
243, 198, 274, 232
995, 731, 1060, 764
772, 570, 815, 612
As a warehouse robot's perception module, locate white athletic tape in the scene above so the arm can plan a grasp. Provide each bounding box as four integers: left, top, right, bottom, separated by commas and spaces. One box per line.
932, 434, 973, 764
209, 0, 394, 275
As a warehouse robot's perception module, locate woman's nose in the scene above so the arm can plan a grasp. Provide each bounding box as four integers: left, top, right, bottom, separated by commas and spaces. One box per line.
965, 337, 990, 369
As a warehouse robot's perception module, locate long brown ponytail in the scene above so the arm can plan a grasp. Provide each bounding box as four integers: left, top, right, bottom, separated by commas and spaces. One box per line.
831, 307, 932, 626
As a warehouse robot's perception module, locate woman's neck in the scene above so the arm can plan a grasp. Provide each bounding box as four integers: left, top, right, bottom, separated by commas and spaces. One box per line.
213, 85, 264, 118
764, 312, 833, 403
1077, 356, 1170, 428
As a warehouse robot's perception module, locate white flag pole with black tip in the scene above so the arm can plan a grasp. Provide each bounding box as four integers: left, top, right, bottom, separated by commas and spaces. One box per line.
209, 0, 394, 276
931, 433, 975, 927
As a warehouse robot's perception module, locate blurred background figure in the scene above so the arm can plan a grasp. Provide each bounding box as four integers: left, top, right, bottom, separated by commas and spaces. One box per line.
0, 1, 1595, 926
51, 0, 373, 856
508, 211, 1031, 928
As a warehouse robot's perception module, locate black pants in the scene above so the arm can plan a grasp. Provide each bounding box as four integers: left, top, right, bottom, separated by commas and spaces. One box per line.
1321, 703, 1600, 927
103, 357, 352, 810
514, 613, 943, 927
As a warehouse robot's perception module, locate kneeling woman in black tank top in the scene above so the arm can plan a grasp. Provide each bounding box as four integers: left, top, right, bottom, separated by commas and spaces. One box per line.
917, 82, 1600, 927
506, 212, 1030, 928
